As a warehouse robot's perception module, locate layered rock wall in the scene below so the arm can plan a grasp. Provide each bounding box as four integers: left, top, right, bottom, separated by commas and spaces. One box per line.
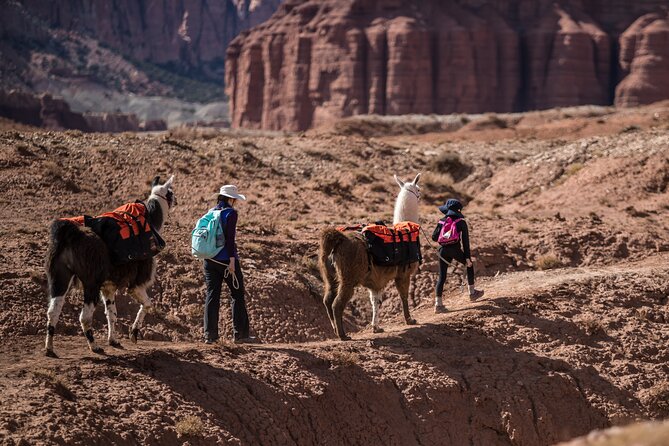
0, 90, 165, 132
226, 0, 669, 130
18, 0, 283, 78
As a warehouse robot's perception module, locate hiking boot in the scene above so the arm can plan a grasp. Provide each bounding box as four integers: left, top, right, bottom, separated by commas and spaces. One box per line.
434, 305, 448, 314
233, 336, 260, 344
469, 289, 484, 301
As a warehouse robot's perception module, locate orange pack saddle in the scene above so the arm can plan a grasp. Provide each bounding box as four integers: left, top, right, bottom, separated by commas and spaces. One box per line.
61, 201, 164, 264
338, 221, 422, 266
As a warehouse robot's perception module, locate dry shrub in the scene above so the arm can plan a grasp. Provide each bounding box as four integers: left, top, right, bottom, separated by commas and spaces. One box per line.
33, 369, 75, 401
305, 147, 335, 161
370, 181, 388, 193
300, 253, 319, 277
243, 242, 264, 257
620, 125, 640, 133
535, 254, 562, 270
43, 161, 63, 180
317, 179, 354, 200
430, 151, 472, 182
420, 172, 469, 204
175, 416, 205, 437
579, 315, 606, 336
184, 304, 201, 320
645, 383, 669, 417
354, 171, 374, 184
324, 350, 358, 368
565, 162, 584, 176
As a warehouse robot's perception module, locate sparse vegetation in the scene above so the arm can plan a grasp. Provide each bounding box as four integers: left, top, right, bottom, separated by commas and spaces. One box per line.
175, 415, 206, 437
579, 315, 606, 336
429, 151, 472, 182
300, 253, 320, 277
535, 254, 562, 270
43, 161, 63, 180
33, 369, 75, 401
324, 350, 358, 368
621, 125, 641, 133
646, 383, 669, 417
565, 162, 584, 176
305, 148, 336, 161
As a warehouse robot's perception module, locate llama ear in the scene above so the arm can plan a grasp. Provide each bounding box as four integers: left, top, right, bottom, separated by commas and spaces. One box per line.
164, 175, 174, 188
394, 174, 405, 188
151, 176, 161, 187
412, 173, 421, 185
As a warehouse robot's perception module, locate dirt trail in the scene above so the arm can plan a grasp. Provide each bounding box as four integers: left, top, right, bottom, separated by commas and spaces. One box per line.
2, 254, 668, 445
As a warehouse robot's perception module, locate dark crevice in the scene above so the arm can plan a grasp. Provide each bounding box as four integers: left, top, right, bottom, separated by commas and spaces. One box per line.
609, 36, 620, 105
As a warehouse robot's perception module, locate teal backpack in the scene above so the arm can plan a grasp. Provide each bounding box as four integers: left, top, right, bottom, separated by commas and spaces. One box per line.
191, 209, 227, 259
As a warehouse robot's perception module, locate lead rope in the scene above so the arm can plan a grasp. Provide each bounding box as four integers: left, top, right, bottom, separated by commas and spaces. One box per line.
207, 258, 240, 290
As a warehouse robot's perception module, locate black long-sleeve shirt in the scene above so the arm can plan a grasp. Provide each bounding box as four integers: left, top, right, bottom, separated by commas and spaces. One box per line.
432, 218, 471, 258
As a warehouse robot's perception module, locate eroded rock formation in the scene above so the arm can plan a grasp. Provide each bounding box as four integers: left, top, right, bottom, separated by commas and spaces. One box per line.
615, 10, 669, 107
226, 0, 669, 130
0, 90, 166, 132
17, 0, 283, 79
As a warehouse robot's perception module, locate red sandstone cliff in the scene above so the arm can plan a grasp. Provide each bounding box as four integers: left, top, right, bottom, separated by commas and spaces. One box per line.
226, 0, 669, 131
17, 0, 283, 80
615, 10, 669, 107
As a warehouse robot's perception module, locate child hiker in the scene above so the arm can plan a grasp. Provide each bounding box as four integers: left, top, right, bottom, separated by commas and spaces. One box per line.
431, 198, 484, 313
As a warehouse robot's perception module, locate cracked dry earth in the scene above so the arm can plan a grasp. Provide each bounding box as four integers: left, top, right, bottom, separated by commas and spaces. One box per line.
1, 103, 669, 445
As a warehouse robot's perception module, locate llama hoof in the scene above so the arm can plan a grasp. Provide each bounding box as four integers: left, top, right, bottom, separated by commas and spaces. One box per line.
109, 339, 123, 349
338, 335, 351, 341
372, 326, 384, 333
406, 318, 417, 325
130, 328, 140, 344
91, 346, 105, 354
45, 349, 58, 358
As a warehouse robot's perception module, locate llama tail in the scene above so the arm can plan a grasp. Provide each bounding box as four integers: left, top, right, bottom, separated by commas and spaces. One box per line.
319, 228, 349, 264
46, 219, 84, 272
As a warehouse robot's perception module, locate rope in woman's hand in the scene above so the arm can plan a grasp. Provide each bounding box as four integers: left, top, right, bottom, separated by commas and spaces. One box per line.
224, 264, 240, 290
208, 258, 241, 290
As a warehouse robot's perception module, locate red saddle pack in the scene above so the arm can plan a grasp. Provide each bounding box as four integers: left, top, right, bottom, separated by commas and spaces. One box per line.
61, 201, 165, 264
361, 221, 422, 266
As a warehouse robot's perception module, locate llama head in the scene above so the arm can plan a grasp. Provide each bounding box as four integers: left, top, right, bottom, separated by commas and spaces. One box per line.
150, 175, 176, 208
394, 173, 421, 200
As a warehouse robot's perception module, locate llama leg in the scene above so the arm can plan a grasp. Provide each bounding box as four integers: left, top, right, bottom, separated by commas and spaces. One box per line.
322, 280, 337, 332
45, 269, 73, 357
395, 274, 417, 325
333, 284, 354, 341
80, 288, 103, 354
129, 287, 152, 344
368, 290, 384, 333
100, 283, 121, 348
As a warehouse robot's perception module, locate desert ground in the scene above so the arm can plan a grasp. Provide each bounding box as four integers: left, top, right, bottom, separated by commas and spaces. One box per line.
0, 103, 668, 445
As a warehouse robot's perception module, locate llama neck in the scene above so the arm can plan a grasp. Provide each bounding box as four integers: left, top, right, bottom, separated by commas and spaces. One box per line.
145, 196, 167, 232
393, 189, 419, 225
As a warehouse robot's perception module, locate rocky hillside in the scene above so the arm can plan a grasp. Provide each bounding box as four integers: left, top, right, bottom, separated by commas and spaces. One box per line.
0, 0, 282, 127
0, 102, 668, 444
226, 0, 669, 130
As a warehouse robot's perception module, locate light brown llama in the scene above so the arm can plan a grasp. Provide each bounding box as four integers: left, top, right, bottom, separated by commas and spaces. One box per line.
318, 173, 421, 340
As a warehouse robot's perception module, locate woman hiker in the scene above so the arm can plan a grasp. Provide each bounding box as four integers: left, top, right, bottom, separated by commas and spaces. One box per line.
203, 184, 253, 344
431, 198, 484, 313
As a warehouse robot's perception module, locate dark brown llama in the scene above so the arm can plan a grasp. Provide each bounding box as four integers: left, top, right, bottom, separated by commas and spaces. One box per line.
44, 175, 175, 356
318, 173, 421, 340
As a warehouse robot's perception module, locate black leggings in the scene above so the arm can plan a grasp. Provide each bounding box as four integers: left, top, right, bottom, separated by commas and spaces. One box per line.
436, 244, 474, 297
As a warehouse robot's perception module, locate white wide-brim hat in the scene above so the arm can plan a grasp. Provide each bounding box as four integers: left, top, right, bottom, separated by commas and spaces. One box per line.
219, 184, 246, 201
